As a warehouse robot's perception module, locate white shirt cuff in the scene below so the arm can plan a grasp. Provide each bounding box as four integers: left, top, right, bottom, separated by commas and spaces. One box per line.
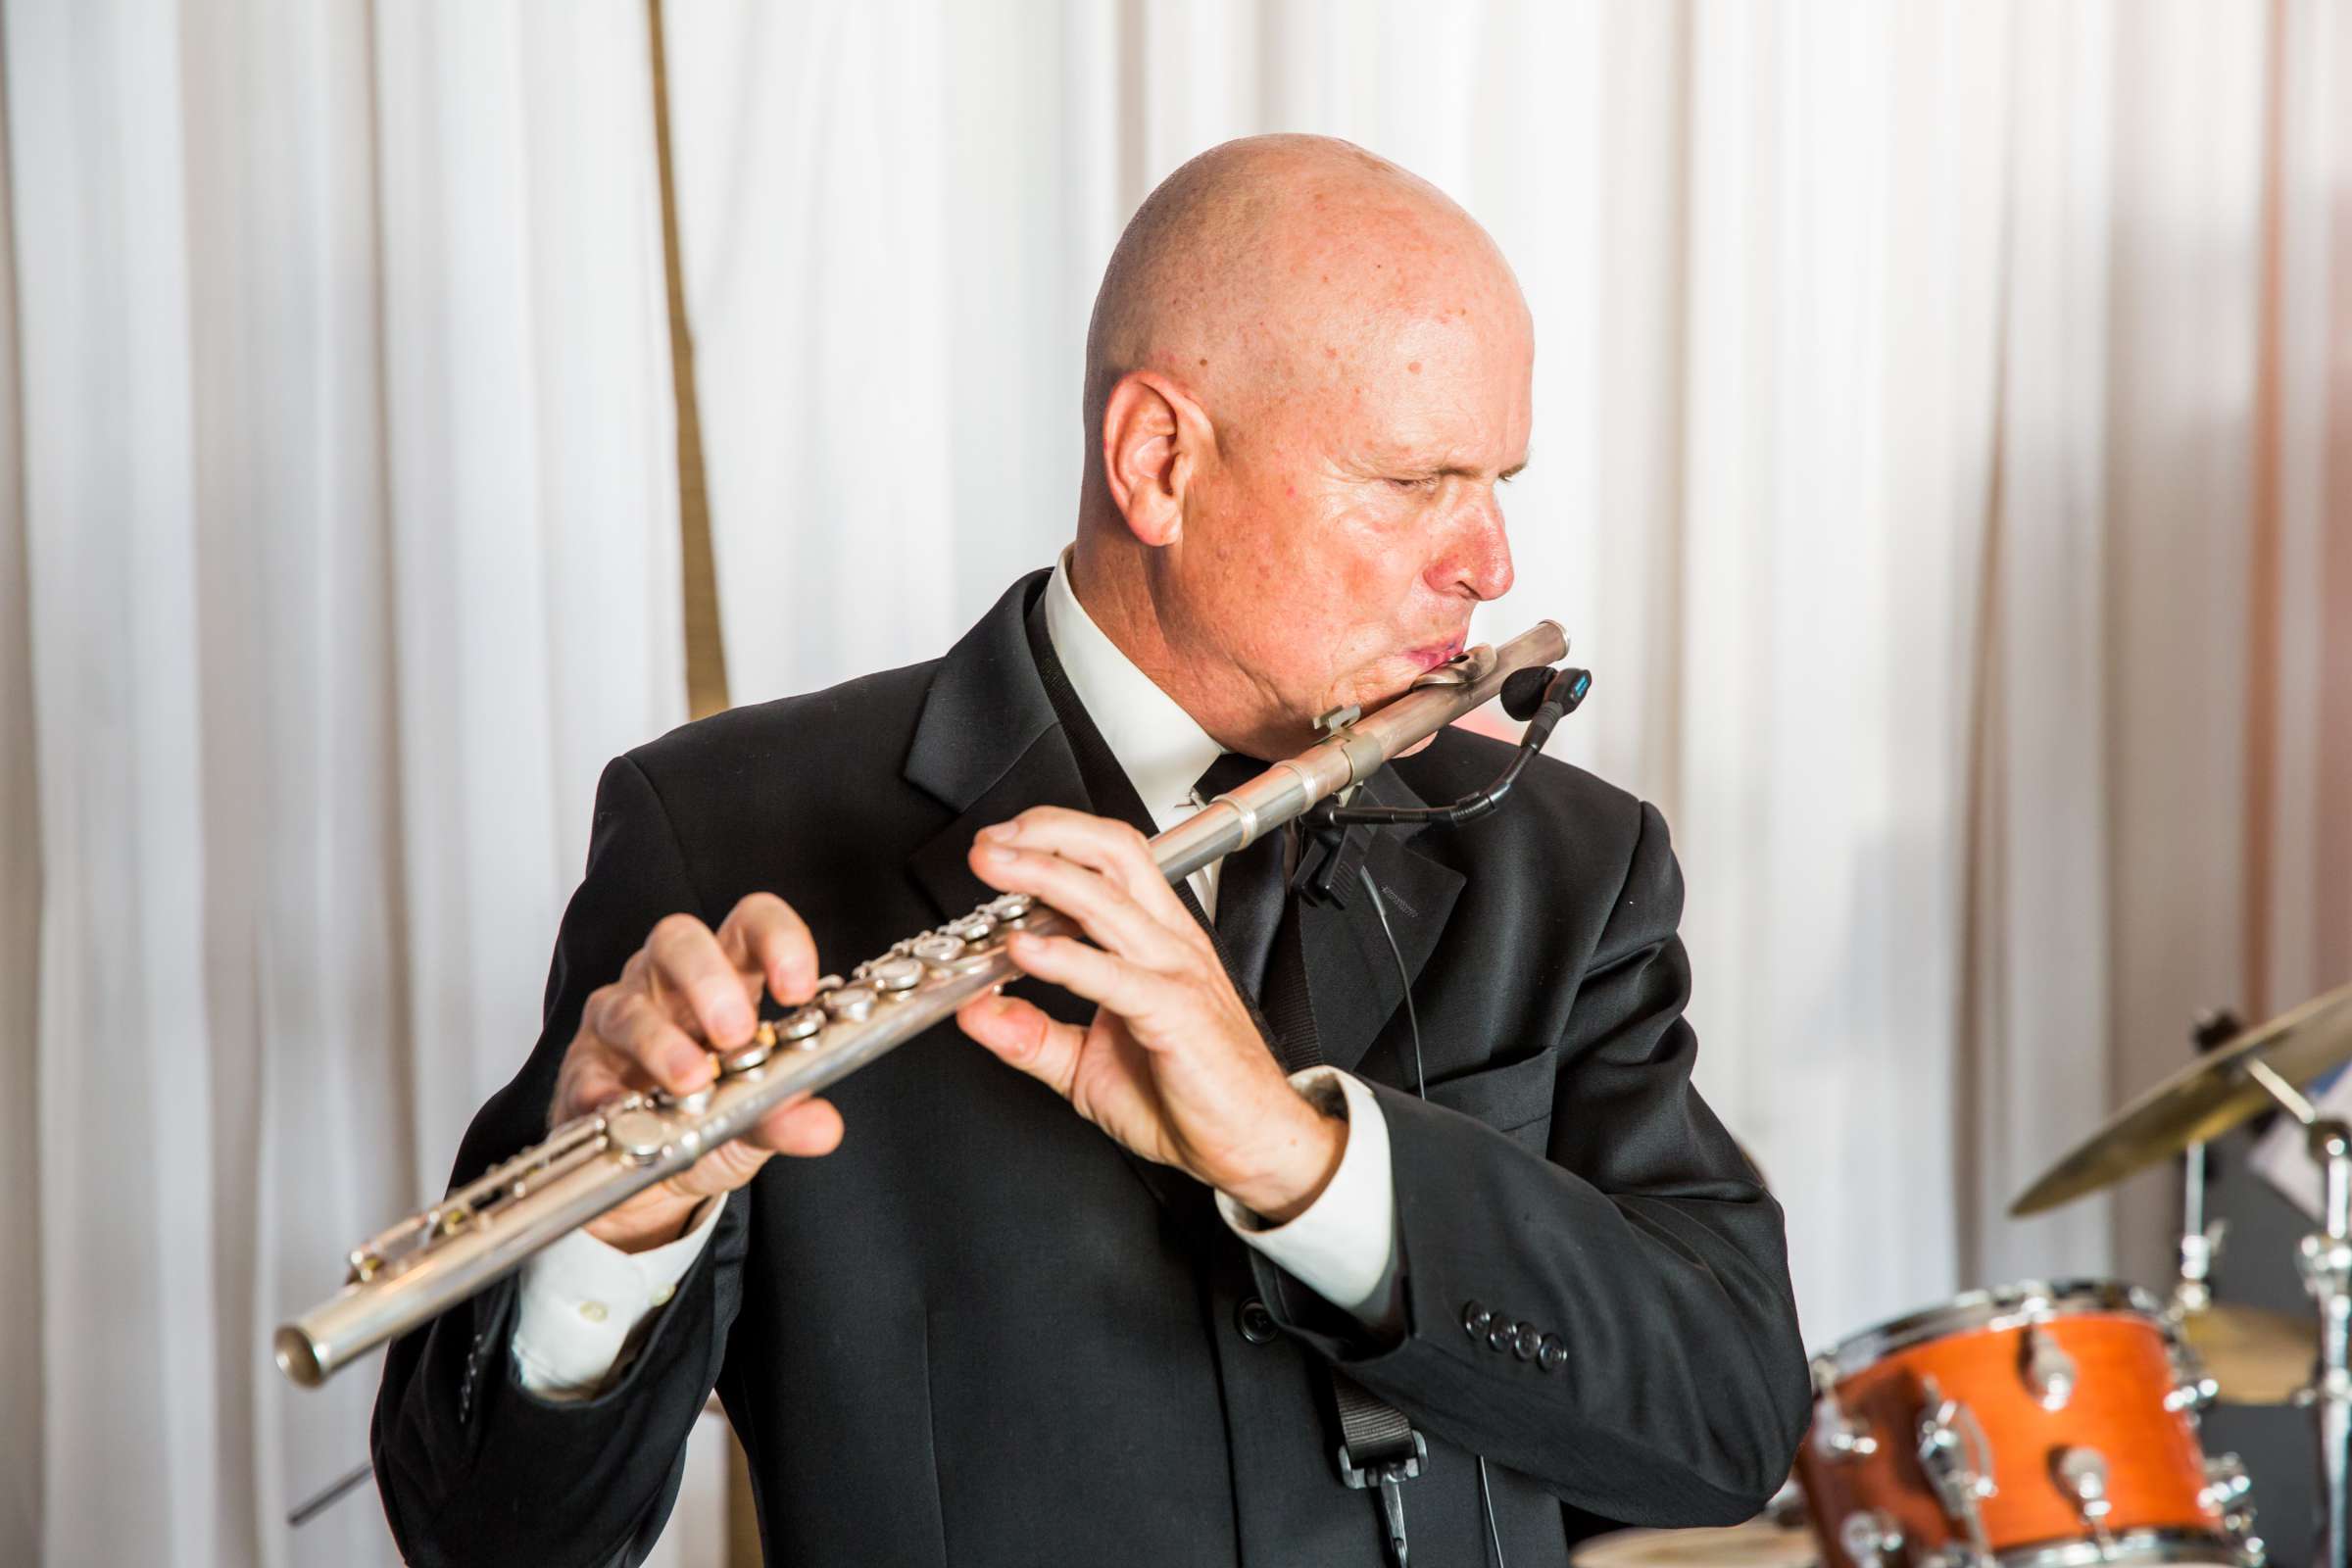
1214, 1067, 1402, 1333
511, 1193, 725, 1400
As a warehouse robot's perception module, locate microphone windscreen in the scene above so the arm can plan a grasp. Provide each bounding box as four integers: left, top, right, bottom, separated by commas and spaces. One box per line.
1500, 664, 1555, 722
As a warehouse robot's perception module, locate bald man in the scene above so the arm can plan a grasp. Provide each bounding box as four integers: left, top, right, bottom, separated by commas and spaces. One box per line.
374, 135, 1809, 1568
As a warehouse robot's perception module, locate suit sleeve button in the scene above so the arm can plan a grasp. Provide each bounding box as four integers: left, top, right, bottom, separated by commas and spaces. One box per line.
1538, 1334, 1566, 1372
1513, 1324, 1542, 1361
1461, 1300, 1491, 1339
1236, 1297, 1279, 1345
1487, 1319, 1517, 1353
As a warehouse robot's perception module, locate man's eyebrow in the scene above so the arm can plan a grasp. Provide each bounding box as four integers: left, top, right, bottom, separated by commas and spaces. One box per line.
1370, 449, 1530, 481
1426, 460, 1528, 480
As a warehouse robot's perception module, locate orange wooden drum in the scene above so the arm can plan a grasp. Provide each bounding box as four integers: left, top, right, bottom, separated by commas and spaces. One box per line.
1795, 1282, 2261, 1568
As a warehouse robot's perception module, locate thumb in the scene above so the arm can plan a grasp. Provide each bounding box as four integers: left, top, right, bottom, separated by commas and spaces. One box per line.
956, 991, 1085, 1101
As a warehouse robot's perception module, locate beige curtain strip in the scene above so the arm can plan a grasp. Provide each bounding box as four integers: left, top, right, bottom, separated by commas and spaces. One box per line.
650, 0, 729, 720
2241, 0, 2288, 1021
2323, 119, 2352, 979
649, 10, 753, 1562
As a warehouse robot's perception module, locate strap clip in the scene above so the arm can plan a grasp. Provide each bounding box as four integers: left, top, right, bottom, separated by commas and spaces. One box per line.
1337, 1430, 1427, 1566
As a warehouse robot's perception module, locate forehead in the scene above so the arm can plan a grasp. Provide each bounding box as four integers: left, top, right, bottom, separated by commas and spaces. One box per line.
1308, 310, 1533, 460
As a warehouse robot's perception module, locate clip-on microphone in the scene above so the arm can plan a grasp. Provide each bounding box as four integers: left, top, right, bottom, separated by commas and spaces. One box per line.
1294, 662, 1592, 906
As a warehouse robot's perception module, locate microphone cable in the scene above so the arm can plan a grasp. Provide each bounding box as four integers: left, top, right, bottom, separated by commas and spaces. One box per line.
1333, 662, 1596, 1568
1358, 866, 1507, 1568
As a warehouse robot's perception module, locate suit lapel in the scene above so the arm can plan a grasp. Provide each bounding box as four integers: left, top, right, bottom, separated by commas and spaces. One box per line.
902, 572, 1217, 1234
906, 725, 1094, 926
1296, 766, 1465, 1080
902, 571, 1077, 922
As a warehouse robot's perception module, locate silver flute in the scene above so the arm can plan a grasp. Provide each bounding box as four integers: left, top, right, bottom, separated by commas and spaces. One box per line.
276, 619, 1567, 1389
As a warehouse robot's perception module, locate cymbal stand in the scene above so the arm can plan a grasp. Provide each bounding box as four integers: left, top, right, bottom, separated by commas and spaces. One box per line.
2178, 1142, 2220, 1312
2239, 1054, 2351, 1568
2176, 1012, 2245, 1317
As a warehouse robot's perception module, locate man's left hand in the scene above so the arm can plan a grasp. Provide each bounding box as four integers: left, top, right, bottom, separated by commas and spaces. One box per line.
955, 806, 1344, 1222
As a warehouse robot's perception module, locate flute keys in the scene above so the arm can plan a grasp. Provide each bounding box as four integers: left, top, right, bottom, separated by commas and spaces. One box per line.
823, 984, 878, 1021
946, 915, 997, 946
911, 933, 966, 968
721, 1021, 776, 1075
777, 1004, 826, 1045
911, 927, 1012, 976
984, 894, 1034, 926
867, 955, 925, 995
607, 1108, 670, 1163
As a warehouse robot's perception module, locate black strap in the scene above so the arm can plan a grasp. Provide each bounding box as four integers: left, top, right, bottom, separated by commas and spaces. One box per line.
1024, 591, 1422, 1564
1332, 1373, 1417, 1460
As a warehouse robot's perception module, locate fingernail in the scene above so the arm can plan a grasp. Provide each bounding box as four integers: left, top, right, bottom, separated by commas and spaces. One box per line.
668, 1043, 711, 1084
979, 822, 1016, 842
982, 844, 1017, 862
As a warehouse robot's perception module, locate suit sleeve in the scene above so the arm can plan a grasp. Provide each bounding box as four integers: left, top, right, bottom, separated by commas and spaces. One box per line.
1247, 801, 1812, 1526
371, 755, 752, 1568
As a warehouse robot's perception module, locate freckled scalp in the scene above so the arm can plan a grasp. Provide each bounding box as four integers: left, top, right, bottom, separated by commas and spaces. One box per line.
1082, 133, 1527, 456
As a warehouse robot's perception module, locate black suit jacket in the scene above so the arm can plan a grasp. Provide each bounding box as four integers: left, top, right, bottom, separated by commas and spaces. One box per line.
373, 570, 1810, 1567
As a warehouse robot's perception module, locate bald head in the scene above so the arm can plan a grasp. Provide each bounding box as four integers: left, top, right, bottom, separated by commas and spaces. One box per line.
1083, 134, 1524, 460
1070, 134, 1532, 759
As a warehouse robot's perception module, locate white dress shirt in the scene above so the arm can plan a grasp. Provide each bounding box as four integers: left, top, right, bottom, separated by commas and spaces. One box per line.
512, 555, 1403, 1398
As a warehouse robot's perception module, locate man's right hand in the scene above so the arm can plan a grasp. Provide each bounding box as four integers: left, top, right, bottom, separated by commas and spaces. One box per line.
552, 892, 846, 1252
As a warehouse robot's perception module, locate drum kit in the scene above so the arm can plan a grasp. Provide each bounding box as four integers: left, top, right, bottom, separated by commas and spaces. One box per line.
1579, 982, 2352, 1568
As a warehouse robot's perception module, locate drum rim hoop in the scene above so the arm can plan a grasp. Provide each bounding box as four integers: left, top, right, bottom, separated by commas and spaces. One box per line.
1567, 1525, 2246, 1568
1992, 1526, 2250, 1568
1817, 1277, 2173, 1376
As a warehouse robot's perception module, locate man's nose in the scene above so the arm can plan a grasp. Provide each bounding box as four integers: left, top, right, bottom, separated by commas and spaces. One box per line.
1437, 494, 1514, 602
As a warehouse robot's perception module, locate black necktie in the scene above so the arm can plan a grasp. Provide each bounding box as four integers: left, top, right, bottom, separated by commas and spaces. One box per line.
1194, 753, 1320, 1073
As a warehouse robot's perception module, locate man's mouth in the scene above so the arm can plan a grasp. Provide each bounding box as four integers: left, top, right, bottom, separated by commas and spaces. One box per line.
1401, 637, 1468, 673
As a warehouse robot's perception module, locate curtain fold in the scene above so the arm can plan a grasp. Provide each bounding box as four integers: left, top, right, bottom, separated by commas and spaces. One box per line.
8, 1, 687, 1562
0, 2, 39, 1553
5, 3, 2346, 1564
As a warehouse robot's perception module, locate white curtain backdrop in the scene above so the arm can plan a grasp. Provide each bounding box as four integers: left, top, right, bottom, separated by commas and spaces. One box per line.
5, 3, 698, 1563
4, 3, 2347, 1566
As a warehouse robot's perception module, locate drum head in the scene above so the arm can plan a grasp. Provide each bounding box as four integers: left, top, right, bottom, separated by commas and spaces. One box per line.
1573, 1522, 1817, 1568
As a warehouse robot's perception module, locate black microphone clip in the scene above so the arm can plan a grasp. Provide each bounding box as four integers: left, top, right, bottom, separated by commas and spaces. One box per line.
1293, 662, 1594, 906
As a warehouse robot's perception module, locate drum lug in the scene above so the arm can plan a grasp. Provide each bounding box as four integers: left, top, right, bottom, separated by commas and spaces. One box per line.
2050, 1446, 2117, 1555
1916, 1376, 1997, 1567
2162, 1331, 2221, 1420
1839, 1509, 1905, 1568
1811, 1355, 1880, 1461
2165, 1371, 2221, 1417
2019, 1325, 2078, 1410
2201, 1453, 2264, 1563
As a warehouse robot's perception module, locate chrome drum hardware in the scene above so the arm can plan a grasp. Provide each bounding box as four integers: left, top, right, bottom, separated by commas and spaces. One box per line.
1795, 1281, 2261, 1568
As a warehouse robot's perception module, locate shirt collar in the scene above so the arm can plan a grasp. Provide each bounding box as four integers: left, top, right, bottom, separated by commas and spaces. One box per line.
1042, 549, 1225, 835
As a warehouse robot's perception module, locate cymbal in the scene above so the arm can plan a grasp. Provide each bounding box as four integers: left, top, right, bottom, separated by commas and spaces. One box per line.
2011, 982, 2352, 1216
2178, 1299, 2315, 1405
1573, 1522, 1815, 1568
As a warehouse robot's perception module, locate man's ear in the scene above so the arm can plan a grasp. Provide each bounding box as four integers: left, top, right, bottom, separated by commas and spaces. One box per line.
1100, 371, 1209, 547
